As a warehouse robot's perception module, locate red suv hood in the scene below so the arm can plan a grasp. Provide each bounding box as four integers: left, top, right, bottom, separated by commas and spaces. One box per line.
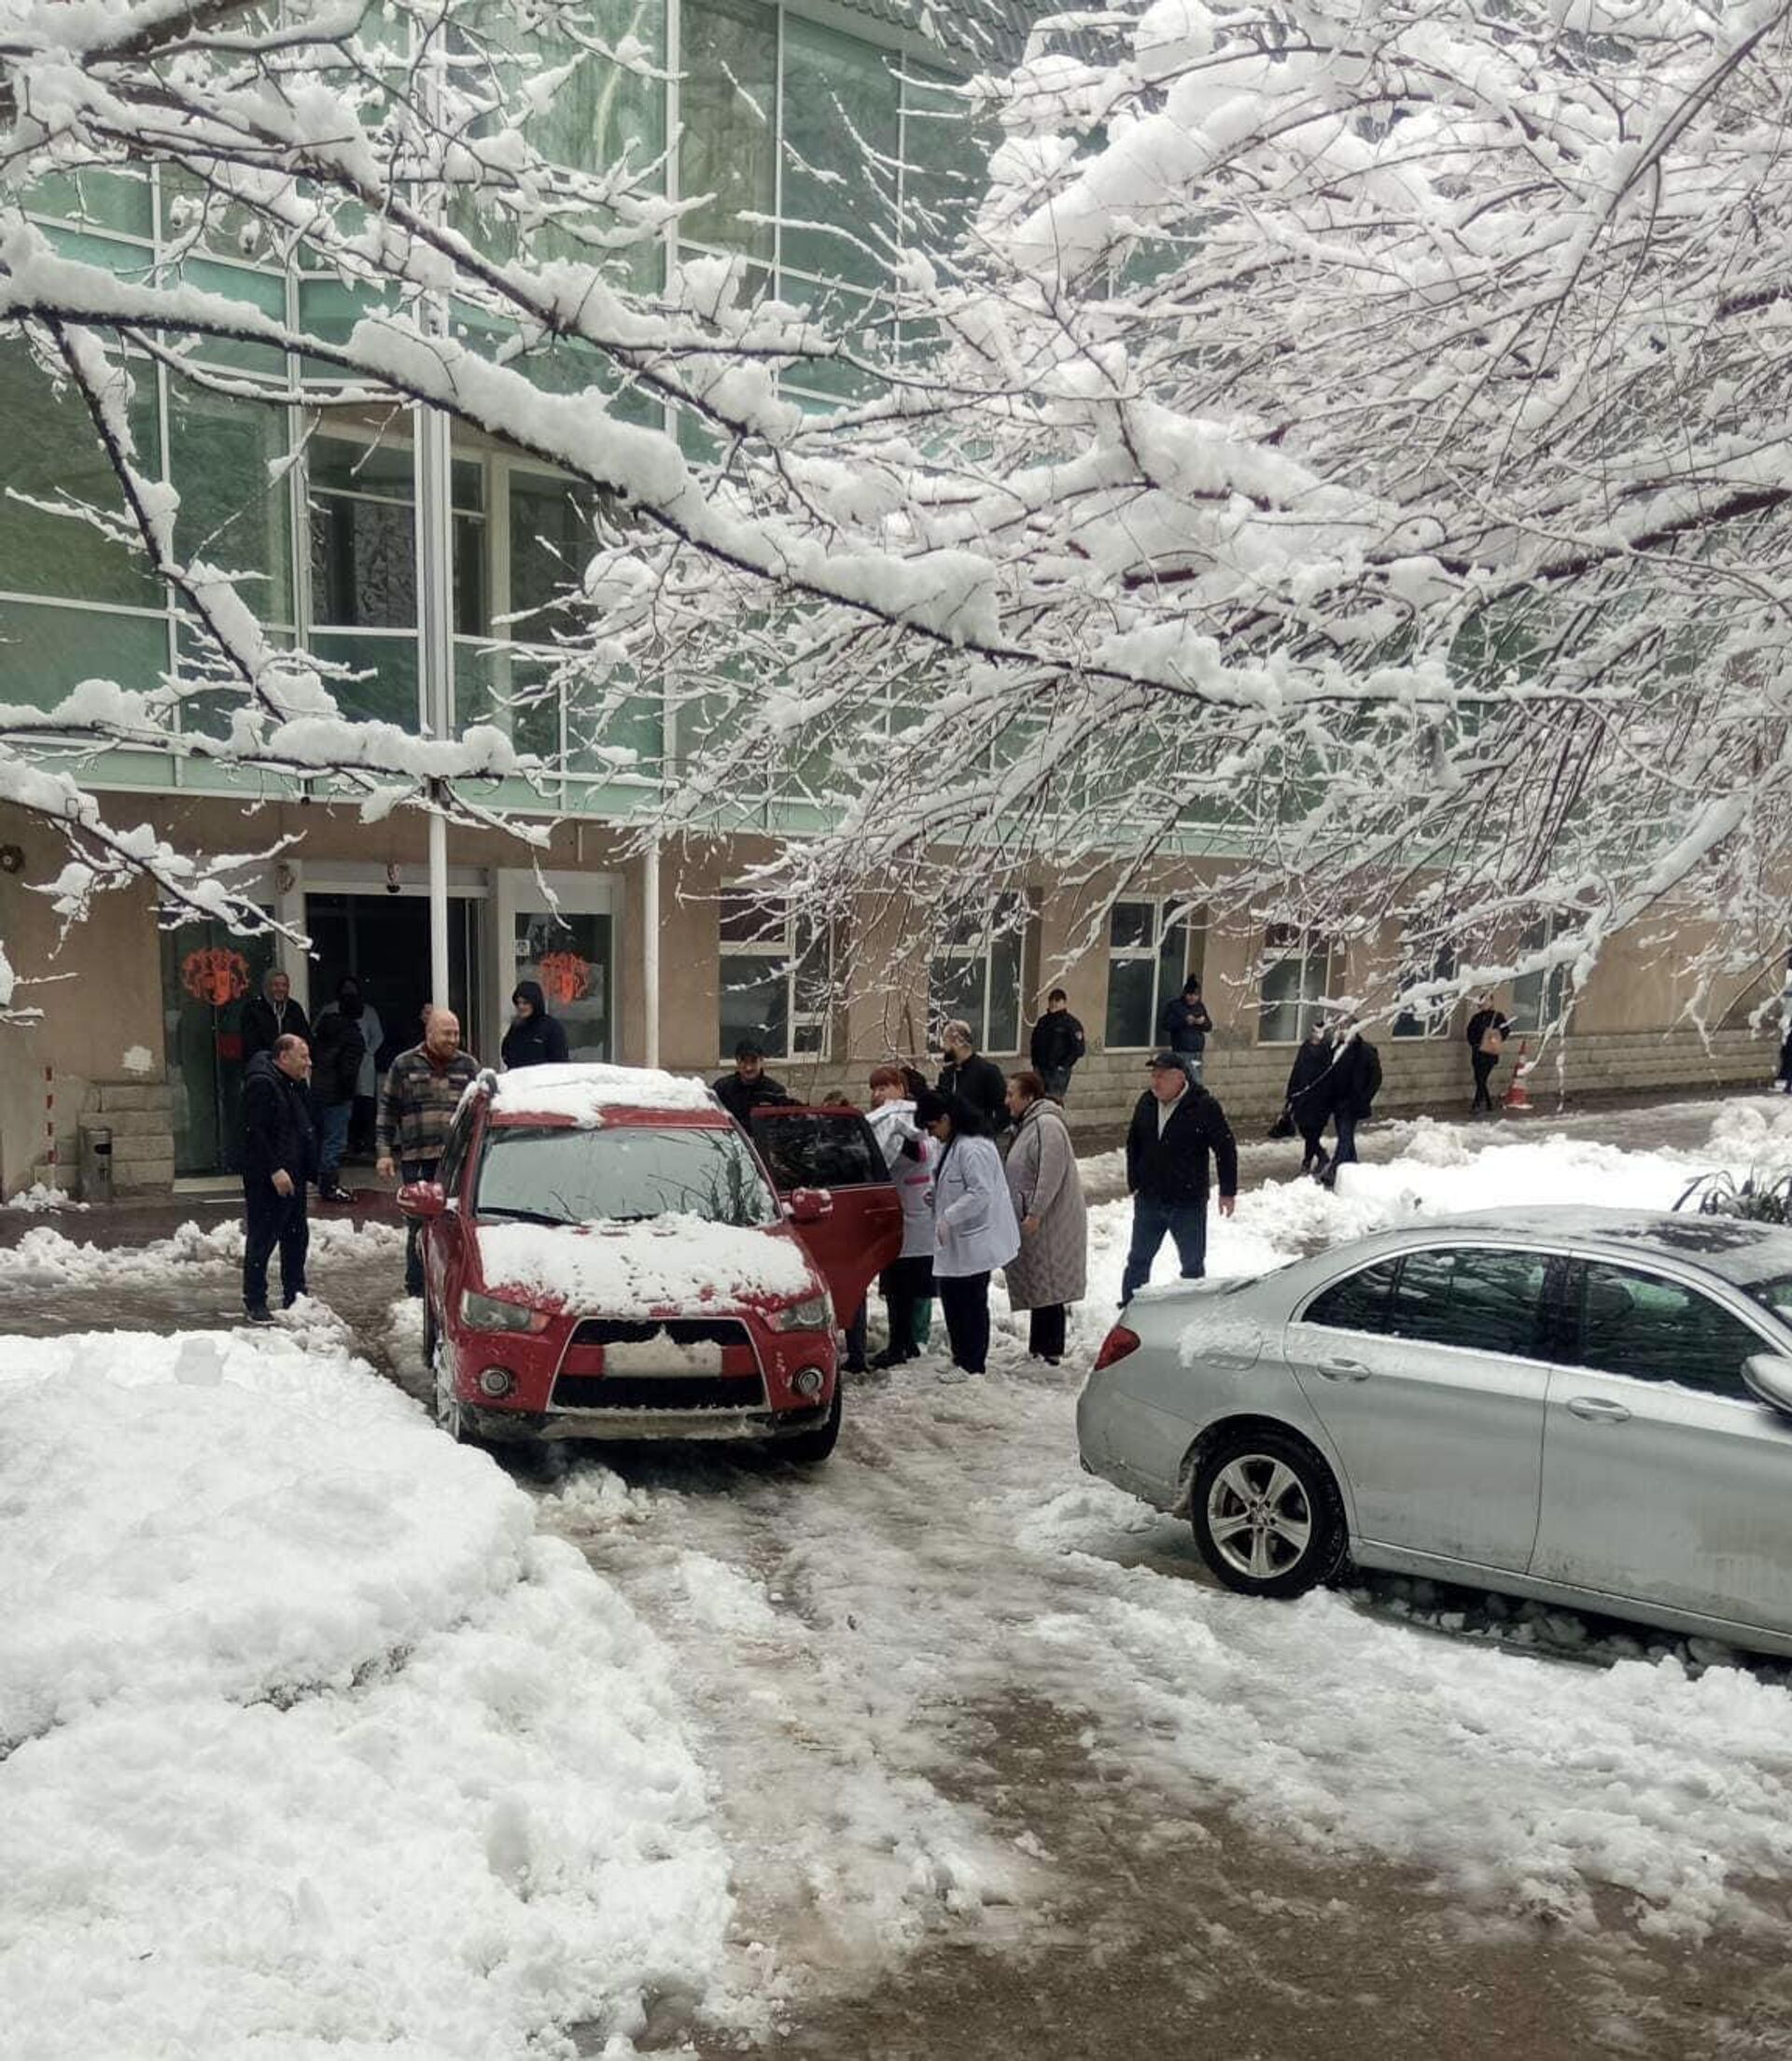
471, 1213, 822, 1316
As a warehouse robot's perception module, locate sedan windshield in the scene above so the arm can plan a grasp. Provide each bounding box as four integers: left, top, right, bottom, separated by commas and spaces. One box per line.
1749, 1274, 1792, 1335
476, 1124, 778, 1228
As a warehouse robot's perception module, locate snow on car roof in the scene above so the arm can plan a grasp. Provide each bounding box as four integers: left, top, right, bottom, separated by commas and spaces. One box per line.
477, 1215, 816, 1312
485, 1063, 718, 1126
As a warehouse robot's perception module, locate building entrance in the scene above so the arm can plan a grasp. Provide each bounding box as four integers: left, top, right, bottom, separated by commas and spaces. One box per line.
160, 917, 279, 1178
304, 891, 483, 1094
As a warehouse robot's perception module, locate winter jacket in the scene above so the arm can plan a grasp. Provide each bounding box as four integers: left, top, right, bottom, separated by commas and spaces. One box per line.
1126, 1082, 1239, 1206
501, 984, 571, 1070
311, 1005, 367, 1108
1465, 1007, 1511, 1056
712, 1071, 794, 1127
930, 1132, 1020, 1279
241, 993, 310, 1061
1029, 1011, 1085, 1078
242, 1050, 317, 1191
1326, 1031, 1382, 1119
1282, 1036, 1335, 1136
1157, 994, 1213, 1058
936, 1053, 1008, 1137
1001, 1100, 1087, 1309
869, 1100, 935, 1261
377, 1044, 480, 1165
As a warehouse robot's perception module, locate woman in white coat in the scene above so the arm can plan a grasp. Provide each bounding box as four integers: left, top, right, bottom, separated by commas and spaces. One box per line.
865, 1065, 936, 1365
915, 1089, 1019, 1380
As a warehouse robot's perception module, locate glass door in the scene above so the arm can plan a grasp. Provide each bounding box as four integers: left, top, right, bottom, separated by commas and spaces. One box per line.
495, 871, 615, 1060
160, 916, 278, 1175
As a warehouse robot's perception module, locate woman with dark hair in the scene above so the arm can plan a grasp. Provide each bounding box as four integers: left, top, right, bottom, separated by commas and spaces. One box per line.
865, 1064, 935, 1366
1001, 1071, 1087, 1364
914, 1090, 1019, 1381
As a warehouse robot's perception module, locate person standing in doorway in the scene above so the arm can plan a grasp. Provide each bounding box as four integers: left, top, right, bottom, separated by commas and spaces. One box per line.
241, 970, 310, 1063
376, 1008, 479, 1297
1464, 993, 1512, 1115
1322, 1017, 1382, 1180
1001, 1071, 1087, 1365
309, 976, 367, 1204
1121, 1051, 1238, 1303
915, 1091, 1018, 1381
501, 979, 570, 1070
349, 989, 385, 1157
241, 1031, 316, 1322
1157, 976, 1214, 1085
936, 1021, 1008, 1138
1029, 989, 1086, 1102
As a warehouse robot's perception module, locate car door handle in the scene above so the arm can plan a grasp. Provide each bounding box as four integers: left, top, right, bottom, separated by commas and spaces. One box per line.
1316, 1356, 1371, 1381
1565, 1395, 1631, 1423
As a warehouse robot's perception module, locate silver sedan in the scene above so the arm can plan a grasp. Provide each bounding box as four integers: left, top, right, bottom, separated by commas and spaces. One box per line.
1078, 1207, 1792, 1658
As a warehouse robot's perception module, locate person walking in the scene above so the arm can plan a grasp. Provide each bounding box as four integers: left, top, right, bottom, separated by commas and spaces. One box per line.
1001, 1071, 1087, 1365
1029, 989, 1086, 1102
241, 969, 310, 1063
1157, 976, 1214, 1085
1281, 1023, 1334, 1180
1464, 993, 1513, 1115
915, 1091, 1019, 1381
865, 1066, 936, 1367
936, 1021, 1008, 1137
1121, 1050, 1238, 1303
712, 1041, 793, 1126
241, 1031, 316, 1322
376, 1007, 479, 1297
501, 979, 570, 1070
1322, 1017, 1382, 1179
309, 976, 367, 1204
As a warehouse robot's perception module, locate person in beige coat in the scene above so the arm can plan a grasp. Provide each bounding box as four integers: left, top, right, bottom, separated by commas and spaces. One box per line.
1001, 1071, 1089, 1364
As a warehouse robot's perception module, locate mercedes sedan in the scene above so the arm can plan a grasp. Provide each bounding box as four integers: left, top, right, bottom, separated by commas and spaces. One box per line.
1078, 1208, 1792, 1658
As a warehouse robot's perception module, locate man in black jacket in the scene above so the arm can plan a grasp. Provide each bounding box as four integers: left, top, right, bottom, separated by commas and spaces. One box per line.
1121, 1050, 1239, 1303
1157, 977, 1214, 1084
501, 979, 571, 1070
936, 1020, 1008, 1135
713, 1042, 795, 1126
241, 1033, 317, 1321
1029, 989, 1086, 1101
1323, 1021, 1382, 1178
240, 969, 310, 1063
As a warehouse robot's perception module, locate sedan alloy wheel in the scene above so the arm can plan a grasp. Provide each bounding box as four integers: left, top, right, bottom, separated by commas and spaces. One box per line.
1192, 1432, 1343, 1598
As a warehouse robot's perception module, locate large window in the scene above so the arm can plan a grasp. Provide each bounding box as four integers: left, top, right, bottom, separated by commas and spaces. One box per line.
1105, 899, 1197, 1049
1258, 927, 1333, 1044
1393, 942, 1459, 1040
930, 895, 1027, 1055
719, 890, 831, 1059
1510, 918, 1574, 1034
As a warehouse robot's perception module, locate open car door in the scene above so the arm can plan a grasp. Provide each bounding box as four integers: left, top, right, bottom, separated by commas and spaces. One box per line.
749, 1105, 905, 1323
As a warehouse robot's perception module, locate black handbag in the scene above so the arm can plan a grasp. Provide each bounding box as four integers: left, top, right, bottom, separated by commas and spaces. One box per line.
1267, 1110, 1296, 1141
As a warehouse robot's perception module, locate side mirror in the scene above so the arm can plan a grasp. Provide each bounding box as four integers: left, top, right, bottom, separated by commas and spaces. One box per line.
788, 1187, 833, 1224
398, 1180, 447, 1221
1743, 1354, 1792, 1417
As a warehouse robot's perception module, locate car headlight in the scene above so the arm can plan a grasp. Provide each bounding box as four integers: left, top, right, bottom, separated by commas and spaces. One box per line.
768, 1293, 833, 1333
460, 1288, 551, 1335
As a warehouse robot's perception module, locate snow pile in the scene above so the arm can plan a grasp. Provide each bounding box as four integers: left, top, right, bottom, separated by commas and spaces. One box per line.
1, 1183, 83, 1213
1701, 1099, 1792, 1183
0, 1328, 736, 2057
0, 1213, 399, 1286
478, 1214, 818, 1311
490, 1061, 716, 1124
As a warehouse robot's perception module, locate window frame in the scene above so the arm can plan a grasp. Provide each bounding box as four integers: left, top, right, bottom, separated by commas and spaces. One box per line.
1104, 896, 1196, 1050
928, 891, 1029, 1057
717, 888, 833, 1062
1258, 925, 1335, 1046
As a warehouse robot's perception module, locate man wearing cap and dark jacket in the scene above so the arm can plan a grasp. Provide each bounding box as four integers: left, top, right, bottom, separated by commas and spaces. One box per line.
241, 1032, 317, 1320
1121, 1048, 1239, 1303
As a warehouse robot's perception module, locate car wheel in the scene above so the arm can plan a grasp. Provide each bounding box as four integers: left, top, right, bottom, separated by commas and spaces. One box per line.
779, 1381, 842, 1465
430, 1334, 482, 1448
1191, 1430, 1344, 1599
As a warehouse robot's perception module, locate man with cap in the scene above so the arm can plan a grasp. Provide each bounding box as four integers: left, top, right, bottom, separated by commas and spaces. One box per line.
1121, 1048, 1239, 1304
1157, 975, 1214, 1085
712, 1041, 795, 1126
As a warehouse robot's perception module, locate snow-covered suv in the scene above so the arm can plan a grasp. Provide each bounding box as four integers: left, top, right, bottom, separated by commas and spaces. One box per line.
399, 1063, 902, 1462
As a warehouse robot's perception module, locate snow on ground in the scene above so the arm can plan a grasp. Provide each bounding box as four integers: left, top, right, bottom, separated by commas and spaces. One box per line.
0, 1326, 740, 2059
0, 1212, 399, 1286
1, 1183, 84, 1213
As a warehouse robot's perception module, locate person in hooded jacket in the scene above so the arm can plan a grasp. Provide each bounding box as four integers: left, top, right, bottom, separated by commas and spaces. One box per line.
241, 1032, 317, 1320
309, 976, 368, 1203
1281, 1023, 1335, 1179
501, 979, 570, 1070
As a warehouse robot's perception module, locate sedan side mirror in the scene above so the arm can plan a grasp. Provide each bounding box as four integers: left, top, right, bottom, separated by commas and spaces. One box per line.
788, 1187, 833, 1224
1743, 1353, 1792, 1417
397, 1180, 447, 1220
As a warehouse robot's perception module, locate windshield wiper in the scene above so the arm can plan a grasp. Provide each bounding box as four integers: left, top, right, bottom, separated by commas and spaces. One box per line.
477, 1205, 576, 1227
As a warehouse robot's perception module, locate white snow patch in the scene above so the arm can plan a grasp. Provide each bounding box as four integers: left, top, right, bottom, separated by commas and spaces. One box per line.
477, 1215, 818, 1312
1, 1183, 84, 1213
488, 1060, 718, 1124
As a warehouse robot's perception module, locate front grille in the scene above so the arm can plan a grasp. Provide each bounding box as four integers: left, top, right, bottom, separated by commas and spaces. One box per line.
568, 1317, 750, 1349
550, 1373, 766, 1412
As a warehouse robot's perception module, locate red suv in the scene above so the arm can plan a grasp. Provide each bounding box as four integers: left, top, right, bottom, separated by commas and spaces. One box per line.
400, 1065, 902, 1462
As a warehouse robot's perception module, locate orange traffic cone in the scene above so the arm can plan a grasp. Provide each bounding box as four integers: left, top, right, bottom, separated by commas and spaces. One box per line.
1504, 1040, 1534, 1115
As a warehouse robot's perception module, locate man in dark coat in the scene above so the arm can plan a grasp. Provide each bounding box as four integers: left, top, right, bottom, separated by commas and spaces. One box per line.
309, 976, 367, 1204
1281, 1024, 1334, 1178
1157, 977, 1214, 1083
241, 1032, 317, 1321
501, 979, 570, 1070
1323, 1021, 1382, 1179
1029, 989, 1086, 1101
240, 970, 310, 1062
936, 1020, 1008, 1136
1463, 993, 1512, 1115
712, 1041, 794, 1126
1121, 1050, 1239, 1303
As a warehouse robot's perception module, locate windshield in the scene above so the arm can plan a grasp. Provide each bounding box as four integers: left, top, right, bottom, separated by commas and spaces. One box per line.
1749, 1274, 1792, 1335
476, 1123, 778, 1228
